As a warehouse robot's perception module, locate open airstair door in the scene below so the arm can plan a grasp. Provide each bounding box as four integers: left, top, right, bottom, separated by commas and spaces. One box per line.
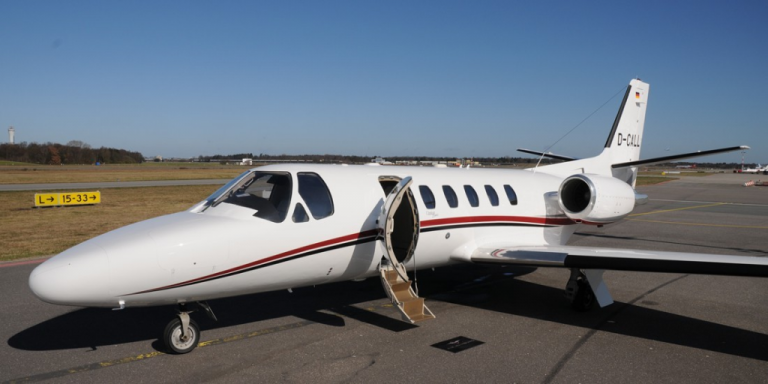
377, 176, 434, 323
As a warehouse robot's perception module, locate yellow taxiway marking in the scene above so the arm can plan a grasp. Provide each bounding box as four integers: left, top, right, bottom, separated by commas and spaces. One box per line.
98, 351, 166, 367
3, 320, 319, 384
628, 218, 768, 229
629, 202, 727, 217
627, 202, 768, 229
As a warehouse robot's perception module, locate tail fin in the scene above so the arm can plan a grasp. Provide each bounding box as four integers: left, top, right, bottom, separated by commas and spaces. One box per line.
535, 79, 649, 183
601, 79, 649, 166
534, 79, 748, 186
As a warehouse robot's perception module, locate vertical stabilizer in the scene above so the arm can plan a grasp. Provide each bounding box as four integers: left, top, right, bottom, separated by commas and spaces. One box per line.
535, 79, 650, 184
602, 79, 649, 166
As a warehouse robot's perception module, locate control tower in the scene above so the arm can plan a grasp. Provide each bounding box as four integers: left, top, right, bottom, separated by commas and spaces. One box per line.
8, 126, 14, 144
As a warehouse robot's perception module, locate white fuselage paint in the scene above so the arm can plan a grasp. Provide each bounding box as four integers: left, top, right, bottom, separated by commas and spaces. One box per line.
29, 164, 580, 308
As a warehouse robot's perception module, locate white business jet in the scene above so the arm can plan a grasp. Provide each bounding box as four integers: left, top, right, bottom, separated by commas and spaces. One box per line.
740, 164, 767, 174
29, 79, 766, 354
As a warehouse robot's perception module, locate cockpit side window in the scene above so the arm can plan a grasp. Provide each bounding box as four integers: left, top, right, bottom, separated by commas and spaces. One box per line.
298, 172, 334, 220
292, 203, 309, 223
218, 171, 292, 223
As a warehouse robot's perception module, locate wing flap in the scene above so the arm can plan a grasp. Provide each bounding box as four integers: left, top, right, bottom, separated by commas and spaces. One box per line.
472, 245, 768, 277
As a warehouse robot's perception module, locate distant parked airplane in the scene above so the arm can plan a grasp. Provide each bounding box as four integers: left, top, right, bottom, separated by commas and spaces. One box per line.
736, 164, 767, 174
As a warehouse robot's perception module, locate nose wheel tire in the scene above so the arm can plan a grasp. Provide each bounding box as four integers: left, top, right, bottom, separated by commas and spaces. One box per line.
163, 317, 200, 354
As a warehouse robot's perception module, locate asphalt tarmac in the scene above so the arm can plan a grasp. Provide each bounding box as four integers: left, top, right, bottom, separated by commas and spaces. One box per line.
1, 174, 766, 383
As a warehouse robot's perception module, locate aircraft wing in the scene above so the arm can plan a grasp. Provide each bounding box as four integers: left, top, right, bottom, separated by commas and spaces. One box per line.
470, 245, 768, 277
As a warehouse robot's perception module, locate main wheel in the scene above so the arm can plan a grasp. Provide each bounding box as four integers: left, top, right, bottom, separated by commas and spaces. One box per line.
163, 317, 200, 354
570, 278, 595, 312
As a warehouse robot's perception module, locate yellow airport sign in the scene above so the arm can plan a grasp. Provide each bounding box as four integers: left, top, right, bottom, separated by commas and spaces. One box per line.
34, 191, 101, 207
61, 191, 101, 206
34, 193, 61, 207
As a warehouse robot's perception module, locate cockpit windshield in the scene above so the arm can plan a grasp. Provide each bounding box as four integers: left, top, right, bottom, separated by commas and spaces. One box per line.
201, 170, 293, 223
203, 170, 251, 207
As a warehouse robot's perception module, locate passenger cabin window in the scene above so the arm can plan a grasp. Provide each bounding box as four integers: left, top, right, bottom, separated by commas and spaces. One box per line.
419, 186, 436, 209
464, 185, 479, 207
443, 185, 458, 208
298, 172, 334, 220
504, 185, 518, 205
219, 172, 292, 223
485, 185, 499, 206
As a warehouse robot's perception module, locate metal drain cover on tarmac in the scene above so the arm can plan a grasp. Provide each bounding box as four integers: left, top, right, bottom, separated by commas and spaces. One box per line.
431, 336, 484, 353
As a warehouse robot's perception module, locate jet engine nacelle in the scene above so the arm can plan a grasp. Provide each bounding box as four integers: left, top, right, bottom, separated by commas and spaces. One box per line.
558, 174, 636, 224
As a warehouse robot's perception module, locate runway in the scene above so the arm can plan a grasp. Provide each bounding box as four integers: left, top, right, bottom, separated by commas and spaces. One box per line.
1, 174, 766, 383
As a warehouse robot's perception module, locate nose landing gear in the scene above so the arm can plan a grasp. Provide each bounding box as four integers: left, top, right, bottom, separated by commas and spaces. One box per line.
164, 314, 200, 354
162, 302, 216, 354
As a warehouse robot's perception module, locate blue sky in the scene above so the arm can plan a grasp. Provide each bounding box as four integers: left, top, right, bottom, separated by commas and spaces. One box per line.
1, 1, 766, 163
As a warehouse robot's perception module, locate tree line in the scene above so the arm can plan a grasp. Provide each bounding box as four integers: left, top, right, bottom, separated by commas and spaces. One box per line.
193, 152, 751, 169
0, 141, 144, 164
193, 152, 559, 165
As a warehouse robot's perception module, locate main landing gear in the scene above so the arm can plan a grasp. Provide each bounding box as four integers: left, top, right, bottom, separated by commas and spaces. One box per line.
163, 302, 217, 354
565, 269, 595, 311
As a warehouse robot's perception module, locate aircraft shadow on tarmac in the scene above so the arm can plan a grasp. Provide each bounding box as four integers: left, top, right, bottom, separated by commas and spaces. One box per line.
428, 275, 768, 362
8, 264, 767, 361
8, 276, 396, 353
573, 232, 768, 257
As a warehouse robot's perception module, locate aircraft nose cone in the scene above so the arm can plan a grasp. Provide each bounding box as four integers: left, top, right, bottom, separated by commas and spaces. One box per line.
29, 241, 113, 307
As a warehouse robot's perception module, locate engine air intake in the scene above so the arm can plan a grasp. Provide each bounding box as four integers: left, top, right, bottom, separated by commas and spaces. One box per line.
560, 177, 592, 214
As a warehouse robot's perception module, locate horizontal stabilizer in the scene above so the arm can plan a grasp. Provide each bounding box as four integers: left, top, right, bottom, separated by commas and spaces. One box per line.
472, 245, 768, 277
517, 148, 577, 162
612, 146, 749, 168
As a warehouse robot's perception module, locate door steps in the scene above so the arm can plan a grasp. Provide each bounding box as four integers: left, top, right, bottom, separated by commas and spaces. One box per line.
379, 262, 435, 323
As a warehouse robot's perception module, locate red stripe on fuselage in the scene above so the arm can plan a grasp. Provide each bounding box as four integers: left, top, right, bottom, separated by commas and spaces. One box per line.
128, 215, 572, 295
129, 229, 379, 295
421, 215, 574, 228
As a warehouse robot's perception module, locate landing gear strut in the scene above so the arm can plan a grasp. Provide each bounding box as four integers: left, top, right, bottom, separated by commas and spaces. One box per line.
163, 302, 216, 354
565, 269, 595, 311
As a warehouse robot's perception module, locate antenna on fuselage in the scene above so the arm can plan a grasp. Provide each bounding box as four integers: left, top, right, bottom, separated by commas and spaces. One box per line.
532, 151, 548, 173
531, 84, 627, 172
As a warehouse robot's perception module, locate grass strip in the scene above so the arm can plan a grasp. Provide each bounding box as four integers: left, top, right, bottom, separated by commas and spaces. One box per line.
0, 167, 243, 184
0, 185, 219, 261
